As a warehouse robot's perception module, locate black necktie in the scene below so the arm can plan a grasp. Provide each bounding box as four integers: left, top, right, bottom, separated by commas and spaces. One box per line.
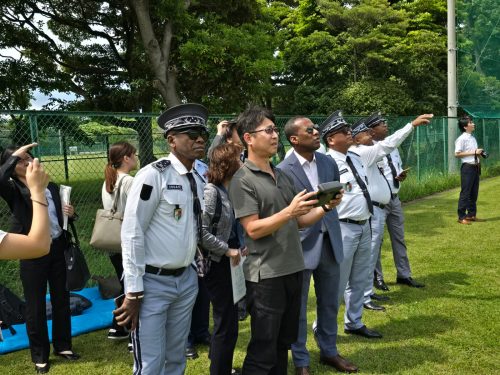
346, 155, 373, 214
186, 172, 202, 242
386, 154, 400, 189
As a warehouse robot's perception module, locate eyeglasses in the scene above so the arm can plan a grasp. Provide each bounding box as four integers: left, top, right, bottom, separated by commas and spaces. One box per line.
333, 127, 351, 135
177, 129, 209, 142
306, 125, 320, 134
248, 126, 279, 135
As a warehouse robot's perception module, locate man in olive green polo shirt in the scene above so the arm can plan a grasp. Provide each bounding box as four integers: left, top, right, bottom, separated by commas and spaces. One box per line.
229, 105, 336, 375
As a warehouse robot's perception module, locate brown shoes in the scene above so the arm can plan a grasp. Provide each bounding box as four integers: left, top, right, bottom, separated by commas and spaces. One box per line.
466, 216, 485, 222
295, 367, 311, 375
457, 218, 472, 225
320, 354, 359, 373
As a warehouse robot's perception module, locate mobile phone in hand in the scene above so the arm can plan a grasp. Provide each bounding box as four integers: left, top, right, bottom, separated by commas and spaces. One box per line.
114, 294, 125, 309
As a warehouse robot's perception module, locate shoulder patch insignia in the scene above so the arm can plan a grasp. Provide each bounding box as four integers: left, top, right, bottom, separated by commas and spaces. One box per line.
152, 159, 171, 172
140, 184, 153, 201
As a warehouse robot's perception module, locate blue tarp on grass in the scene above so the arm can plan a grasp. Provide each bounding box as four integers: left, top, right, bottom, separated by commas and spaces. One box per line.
0, 287, 113, 354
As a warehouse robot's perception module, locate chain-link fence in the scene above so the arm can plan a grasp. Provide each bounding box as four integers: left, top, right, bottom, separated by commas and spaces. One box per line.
1, 111, 499, 292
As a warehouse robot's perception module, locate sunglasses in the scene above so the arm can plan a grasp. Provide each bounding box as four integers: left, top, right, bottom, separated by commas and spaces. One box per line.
306, 125, 320, 134
332, 127, 351, 136
248, 126, 279, 135
177, 129, 209, 142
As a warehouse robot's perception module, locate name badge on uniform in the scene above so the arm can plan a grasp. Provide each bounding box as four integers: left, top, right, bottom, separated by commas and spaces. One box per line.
174, 204, 182, 221
167, 184, 183, 190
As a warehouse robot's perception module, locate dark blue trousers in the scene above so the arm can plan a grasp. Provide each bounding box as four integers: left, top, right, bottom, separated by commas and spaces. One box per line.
457, 163, 480, 220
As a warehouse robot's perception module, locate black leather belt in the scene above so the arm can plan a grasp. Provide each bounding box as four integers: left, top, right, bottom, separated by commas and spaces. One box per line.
145, 265, 186, 277
339, 218, 368, 225
391, 193, 398, 199
372, 201, 386, 209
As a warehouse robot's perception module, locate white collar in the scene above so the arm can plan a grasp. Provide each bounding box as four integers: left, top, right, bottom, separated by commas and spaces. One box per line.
293, 150, 316, 166
167, 153, 192, 176
326, 148, 347, 161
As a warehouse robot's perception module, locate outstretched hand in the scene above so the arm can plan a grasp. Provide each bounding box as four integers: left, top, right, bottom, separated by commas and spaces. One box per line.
411, 114, 434, 127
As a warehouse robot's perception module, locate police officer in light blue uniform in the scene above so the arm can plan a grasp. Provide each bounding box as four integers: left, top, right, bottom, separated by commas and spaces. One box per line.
115, 103, 209, 375
322, 111, 383, 339
354, 112, 432, 306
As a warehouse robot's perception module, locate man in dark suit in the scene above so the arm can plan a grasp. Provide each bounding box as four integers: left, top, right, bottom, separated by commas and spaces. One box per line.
278, 116, 358, 374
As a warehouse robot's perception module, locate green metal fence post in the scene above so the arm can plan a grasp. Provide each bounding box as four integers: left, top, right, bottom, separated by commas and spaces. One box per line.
61, 131, 69, 181
29, 113, 40, 158
416, 126, 421, 181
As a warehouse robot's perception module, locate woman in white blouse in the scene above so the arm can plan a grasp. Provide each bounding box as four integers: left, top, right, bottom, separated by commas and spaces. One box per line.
101, 141, 137, 345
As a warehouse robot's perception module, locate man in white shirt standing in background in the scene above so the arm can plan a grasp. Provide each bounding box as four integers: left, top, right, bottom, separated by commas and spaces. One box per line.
455, 116, 486, 225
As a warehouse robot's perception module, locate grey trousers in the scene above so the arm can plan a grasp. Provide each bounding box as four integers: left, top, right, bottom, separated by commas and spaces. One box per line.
375, 195, 412, 279
339, 221, 371, 330
132, 267, 198, 375
364, 206, 388, 303
292, 239, 341, 367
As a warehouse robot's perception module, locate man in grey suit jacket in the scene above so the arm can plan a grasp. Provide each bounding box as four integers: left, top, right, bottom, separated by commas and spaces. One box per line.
277, 116, 358, 375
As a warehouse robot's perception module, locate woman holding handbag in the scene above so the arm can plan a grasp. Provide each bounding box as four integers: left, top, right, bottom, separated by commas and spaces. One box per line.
101, 141, 137, 347
0, 143, 79, 374
201, 143, 247, 375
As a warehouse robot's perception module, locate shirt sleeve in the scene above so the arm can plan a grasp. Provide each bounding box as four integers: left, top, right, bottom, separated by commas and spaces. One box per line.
358, 123, 413, 166
201, 184, 229, 257
454, 136, 464, 153
121, 167, 162, 293
229, 172, 259, 219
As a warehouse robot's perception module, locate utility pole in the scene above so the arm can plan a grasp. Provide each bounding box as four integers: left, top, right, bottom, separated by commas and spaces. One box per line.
448, 0, 458, 173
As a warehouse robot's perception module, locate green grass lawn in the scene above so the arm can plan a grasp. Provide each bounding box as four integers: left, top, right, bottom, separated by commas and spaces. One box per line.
1, 177, 499, 374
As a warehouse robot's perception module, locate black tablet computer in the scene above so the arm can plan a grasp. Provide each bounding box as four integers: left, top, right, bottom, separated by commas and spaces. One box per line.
309, 181, 343, 207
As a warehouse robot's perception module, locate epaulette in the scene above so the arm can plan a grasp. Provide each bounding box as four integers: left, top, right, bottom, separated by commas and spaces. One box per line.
152, 159, 171, 172
348, 150, 360, 157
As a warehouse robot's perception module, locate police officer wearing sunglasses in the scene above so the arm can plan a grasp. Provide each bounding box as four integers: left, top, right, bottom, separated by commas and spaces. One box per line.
117, 103, 208, 375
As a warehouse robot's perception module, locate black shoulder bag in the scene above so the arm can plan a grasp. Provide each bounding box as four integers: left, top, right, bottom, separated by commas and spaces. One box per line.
64, 222, 91, 291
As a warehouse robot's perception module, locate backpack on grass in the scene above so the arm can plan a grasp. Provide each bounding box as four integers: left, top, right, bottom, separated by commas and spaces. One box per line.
0, 284, 26, 335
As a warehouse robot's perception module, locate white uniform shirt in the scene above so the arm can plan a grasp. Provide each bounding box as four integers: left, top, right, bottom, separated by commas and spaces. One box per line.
121, 153, 205, 293
293, 150, 319, 188
455, 132, 479, 164
351, 122, 414, 204
382, 148, 403, 194
0, 229, 6, 244
326, 149, 371, 221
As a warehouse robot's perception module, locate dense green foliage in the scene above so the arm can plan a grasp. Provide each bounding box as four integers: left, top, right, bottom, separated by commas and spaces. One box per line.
0, 0, 498, 116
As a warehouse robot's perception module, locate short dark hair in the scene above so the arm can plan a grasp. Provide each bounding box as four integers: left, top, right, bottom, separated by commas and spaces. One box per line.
236, 105, 275, 145
284, 116, 305, 143
458, 116, 471, 132
207, 143, 243, 185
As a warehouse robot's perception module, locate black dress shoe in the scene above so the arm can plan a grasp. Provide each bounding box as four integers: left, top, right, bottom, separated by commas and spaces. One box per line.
370, 293, 390, 301
363, 301, 386, 311
374, 277, 390, 291
35, 363, 50, 374
396, 277, 425, 288
185, 346, 199, 359
54, 351, 80, 360
345, 325, 382, 339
